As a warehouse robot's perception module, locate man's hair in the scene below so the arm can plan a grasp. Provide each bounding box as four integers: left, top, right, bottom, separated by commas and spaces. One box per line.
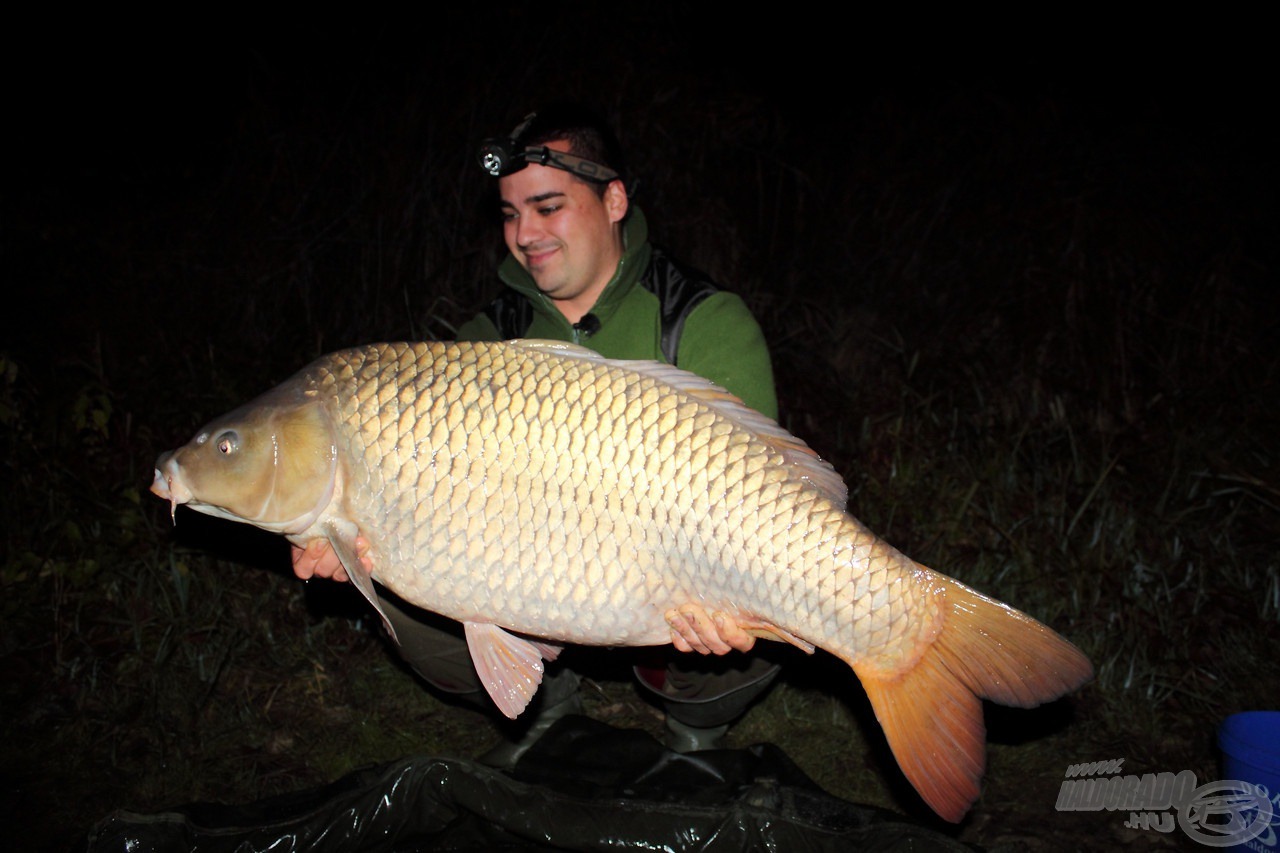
513, 103, 627, 197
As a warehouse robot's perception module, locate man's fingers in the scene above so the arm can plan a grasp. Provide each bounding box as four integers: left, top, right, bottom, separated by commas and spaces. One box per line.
667, 610, 707, 654
290, 539, 358, 583
683, 607, 730, 654
292, 546, 313, 580
665, 606, 760, 655
355, 535, 374, 574
291, 542, 323, 579
668, 607, 732, 655
713, 613, 757, 653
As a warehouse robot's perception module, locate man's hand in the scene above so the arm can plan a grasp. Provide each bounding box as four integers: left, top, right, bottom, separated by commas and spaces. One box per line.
291, 536, 372, 583
666, 605, 756, 655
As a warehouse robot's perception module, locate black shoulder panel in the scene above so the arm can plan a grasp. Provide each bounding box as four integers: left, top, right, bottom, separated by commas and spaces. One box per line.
643, 246, 720, 366
483, 290, 535, 340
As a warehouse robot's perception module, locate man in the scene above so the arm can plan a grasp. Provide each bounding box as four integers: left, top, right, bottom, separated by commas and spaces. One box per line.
294, 105, 782, 765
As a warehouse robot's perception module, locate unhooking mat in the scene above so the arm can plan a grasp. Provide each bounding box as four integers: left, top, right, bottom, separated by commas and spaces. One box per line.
82, 715, 978, 851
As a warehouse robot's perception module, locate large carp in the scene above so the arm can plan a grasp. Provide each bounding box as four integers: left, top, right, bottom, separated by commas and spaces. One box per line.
151, 339, 1091, 821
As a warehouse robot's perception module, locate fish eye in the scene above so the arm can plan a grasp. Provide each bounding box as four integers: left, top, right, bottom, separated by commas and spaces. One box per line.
215, 431, 239, 455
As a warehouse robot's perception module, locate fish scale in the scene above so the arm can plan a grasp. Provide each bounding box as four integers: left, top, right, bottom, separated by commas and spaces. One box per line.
152, 338, 1092, 822
346, 343, 922, 661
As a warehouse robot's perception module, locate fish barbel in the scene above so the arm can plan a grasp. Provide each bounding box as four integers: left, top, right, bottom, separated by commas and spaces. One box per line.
151, 339, 1092, 821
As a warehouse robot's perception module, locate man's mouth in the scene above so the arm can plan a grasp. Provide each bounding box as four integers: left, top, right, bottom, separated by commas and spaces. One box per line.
523, 245, 559, 268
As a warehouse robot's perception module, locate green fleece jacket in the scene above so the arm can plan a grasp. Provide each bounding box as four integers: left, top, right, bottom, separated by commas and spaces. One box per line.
456, 208, 778, 420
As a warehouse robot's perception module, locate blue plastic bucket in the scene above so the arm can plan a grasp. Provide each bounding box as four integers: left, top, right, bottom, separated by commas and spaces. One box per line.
1218, 712, 1280, 851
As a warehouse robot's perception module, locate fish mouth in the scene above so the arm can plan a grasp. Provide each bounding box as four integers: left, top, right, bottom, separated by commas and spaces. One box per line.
150, 454, 193, 523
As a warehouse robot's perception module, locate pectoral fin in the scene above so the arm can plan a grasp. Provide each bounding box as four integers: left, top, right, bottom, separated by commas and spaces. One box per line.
323, 521, 398, 644
464, 622, 562, 719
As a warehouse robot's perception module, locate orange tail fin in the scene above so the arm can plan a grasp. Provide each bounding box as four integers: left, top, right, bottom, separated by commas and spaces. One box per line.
852, 569, 1093, 822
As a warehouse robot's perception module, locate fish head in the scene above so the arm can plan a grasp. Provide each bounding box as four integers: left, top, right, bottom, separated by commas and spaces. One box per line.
151, 384, 339, 535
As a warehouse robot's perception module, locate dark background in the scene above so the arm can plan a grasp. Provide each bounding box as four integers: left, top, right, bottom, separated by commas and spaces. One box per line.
9, 11, 1272, 362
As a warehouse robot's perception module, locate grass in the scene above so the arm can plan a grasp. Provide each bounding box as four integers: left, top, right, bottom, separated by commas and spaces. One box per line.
4, 25, 1277, 851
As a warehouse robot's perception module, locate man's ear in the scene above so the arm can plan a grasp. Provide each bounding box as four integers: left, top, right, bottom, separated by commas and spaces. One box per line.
604, 179, 629, 224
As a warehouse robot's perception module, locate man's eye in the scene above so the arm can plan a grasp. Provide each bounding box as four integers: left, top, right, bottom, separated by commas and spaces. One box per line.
538, 205, 560, 216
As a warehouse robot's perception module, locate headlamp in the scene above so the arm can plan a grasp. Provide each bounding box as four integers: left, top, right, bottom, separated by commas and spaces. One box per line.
476, 112, 620, 183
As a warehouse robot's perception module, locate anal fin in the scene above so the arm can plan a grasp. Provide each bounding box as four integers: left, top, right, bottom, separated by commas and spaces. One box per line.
737, 618, 817, 654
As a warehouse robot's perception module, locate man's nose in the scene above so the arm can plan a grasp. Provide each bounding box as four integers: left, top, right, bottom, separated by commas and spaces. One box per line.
514, 213, 543, 247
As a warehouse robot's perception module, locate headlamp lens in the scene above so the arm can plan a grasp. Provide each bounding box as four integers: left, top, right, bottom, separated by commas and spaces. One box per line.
477, 140, 516, 177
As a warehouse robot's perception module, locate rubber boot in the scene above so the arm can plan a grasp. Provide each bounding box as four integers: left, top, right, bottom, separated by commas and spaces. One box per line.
664, 716, 730, 752
634, 652, 782, 752
477, 667, 583, 769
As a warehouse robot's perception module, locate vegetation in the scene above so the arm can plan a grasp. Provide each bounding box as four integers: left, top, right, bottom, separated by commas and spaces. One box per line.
4, 19, 1275, 851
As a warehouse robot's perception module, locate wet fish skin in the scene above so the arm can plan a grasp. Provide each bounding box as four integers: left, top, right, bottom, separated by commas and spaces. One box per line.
151, 339, 1092, 822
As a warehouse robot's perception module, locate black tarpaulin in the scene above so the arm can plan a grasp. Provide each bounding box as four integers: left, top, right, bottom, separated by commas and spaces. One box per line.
82, 715, 978, 852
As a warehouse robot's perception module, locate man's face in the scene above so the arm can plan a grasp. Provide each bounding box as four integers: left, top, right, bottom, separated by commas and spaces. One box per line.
498, 140, 628, 320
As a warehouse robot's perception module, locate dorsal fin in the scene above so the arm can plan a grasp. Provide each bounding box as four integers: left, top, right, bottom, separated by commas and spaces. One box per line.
507, 339, 848, 508
507, 339, 600, 358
